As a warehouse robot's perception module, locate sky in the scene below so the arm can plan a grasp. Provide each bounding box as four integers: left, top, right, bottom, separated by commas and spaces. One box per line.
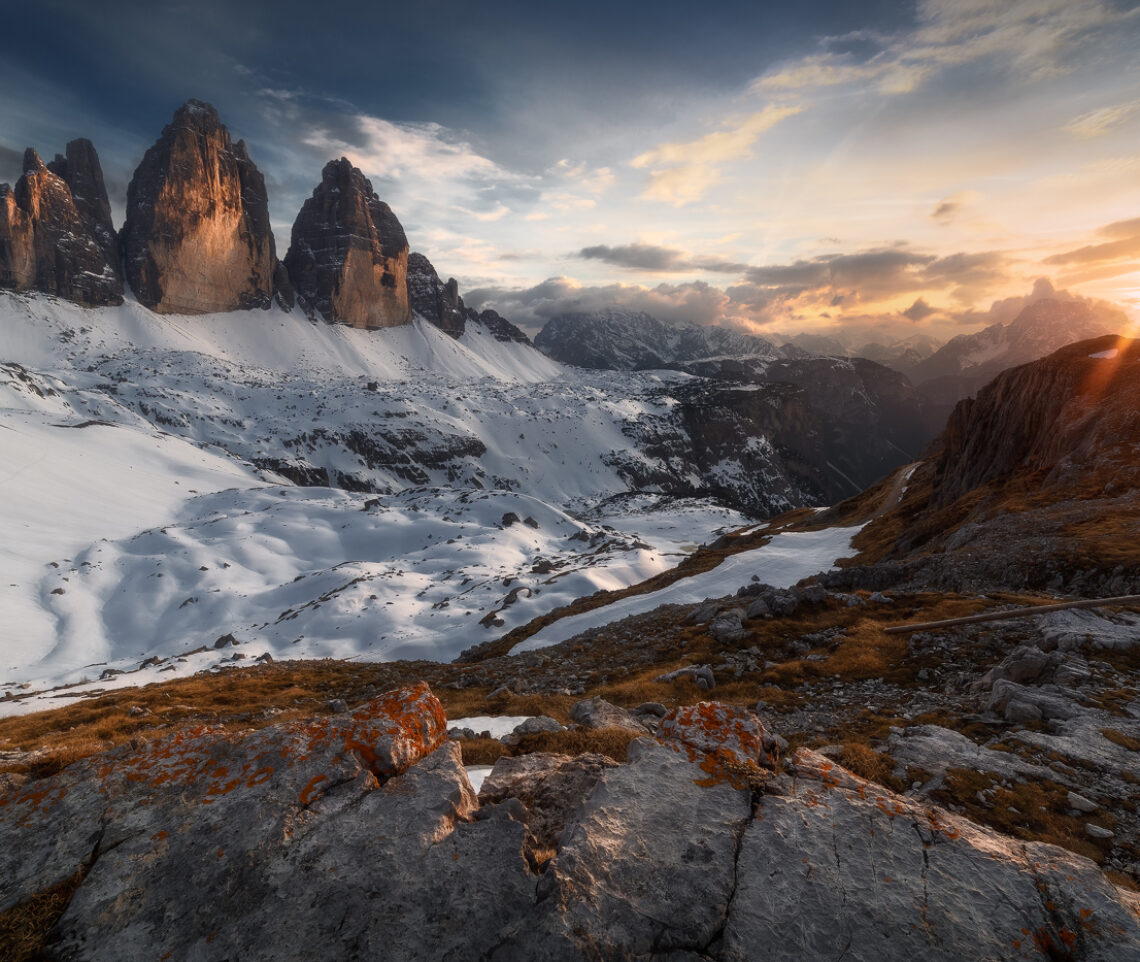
3, 0, 1139, 342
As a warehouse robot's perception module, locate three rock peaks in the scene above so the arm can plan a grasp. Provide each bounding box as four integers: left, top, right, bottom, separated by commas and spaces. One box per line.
0, 99, 505, 336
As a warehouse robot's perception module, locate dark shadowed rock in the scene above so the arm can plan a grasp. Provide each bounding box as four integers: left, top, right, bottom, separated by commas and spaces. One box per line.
407, 249, 531, 342
284, 158, 411, 329
0, 146, 122, 305
121, 100, 278, 314
407, 251, 466, 336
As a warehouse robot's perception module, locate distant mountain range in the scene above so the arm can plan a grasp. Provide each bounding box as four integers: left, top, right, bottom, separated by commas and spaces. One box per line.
534, 310, 790, 370
907, 297, 1126, 401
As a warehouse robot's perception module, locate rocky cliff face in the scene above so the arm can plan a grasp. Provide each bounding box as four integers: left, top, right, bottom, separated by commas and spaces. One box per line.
535, 310, 785, 370
407, 251, 530, 342
930, 335, 1140, 507
284, 158, 411, 329
0, 145, 122, 305
121, 100, 278, 314
407, 251, 466, 336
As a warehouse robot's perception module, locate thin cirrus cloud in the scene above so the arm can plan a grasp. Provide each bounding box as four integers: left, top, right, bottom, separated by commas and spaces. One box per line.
754, 0, 1137, 97
629, 104, 802, 205
1063, 103, 1138, 140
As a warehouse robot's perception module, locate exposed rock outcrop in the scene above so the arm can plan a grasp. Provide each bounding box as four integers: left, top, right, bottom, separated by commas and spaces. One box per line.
407, 251, 465, 336
406, 249, 530, 342
3, 689, 1137, 960
284, 158, 412, 329
121, 100, 278, 314
0, 144, 122, 305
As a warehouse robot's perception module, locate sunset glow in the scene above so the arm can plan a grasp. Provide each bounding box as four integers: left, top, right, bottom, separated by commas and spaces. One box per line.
3, 0, 1138, 340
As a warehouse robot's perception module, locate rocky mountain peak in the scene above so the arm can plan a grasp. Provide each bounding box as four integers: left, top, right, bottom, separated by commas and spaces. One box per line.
406, 251, 530, 343
284, 157, 412, 329
0, 140, 122, 305
121, 99, 279, 314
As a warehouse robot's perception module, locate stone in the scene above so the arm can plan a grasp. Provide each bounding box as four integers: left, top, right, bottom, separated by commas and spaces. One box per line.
686, 601, 720, 624
479, 751, 618, 849
502, 715, 565, 746
709, 610, 747, 644
568, 696, 647, 732
745, 596, 771, 619
121, 100, 279, 314
1068, 791, 1099, 813
694, 664, 717, 690
986, 679, 1081, 721
284, 158, 411, 329
1086, 823, 1115, 840
657, 701, 780, 772
0, 145, 122, 305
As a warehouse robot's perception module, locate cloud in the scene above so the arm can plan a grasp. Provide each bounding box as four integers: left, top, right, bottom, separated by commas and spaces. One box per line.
1044, 216, 1140, 268
630, 104, 802, 205
577, 242, 748, 274
754, 0, 1137, 98
902, 297, 937, 321
1063, 102, 1138, 139
464, 276, 733, 331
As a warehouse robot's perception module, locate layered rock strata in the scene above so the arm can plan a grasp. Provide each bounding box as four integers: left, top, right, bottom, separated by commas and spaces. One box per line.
284, 158, 412, 328
121, 100, 278, 314
0, 144, 122, 305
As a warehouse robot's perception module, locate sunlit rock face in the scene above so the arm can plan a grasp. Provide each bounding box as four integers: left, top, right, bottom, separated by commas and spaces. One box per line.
0, 144, 122, 305
284, 158, 412, 329
121, 100, 277, 314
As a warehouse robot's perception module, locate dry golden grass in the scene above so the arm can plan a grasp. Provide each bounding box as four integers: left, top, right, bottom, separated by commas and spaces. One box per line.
511, 726, 644, 762
1101, 729, 1140, 752
930, 768, 1115, 864
0, 866, 86, 962
835, 743, 905, 792
458, 737, 508, 766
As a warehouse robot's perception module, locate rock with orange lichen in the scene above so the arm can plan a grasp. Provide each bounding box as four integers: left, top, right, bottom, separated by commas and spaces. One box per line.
3, 696, 1139, 961
0, 684, 453, 918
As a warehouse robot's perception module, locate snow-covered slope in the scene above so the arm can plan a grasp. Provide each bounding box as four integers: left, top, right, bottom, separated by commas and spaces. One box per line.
2, 293, 763, 710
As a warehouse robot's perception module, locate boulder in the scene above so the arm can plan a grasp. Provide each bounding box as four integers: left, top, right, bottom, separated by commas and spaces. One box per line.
284, 158, 412, 329
478, 751, 618, 848
121, 100, 279, 314
0, 145, 122, 305
568, 696, 647, 732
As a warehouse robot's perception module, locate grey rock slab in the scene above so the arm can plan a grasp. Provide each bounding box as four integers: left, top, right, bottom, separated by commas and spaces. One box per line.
479, 751, 619, 850
499, 739, 753, 960
568, 695, 647, 732
1012, 713, 1140, 773
1038, 609, 1140, 652
886, 724, 1051, 787
720, 749, 1140, 961
54, 742, 538, 962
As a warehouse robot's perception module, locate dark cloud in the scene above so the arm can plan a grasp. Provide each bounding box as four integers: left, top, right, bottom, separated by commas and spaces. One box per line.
579, 243, 686, 271
931, 199, 958, 221
902, 297, 936, 321
0, 143, 23, 186
577, 242, 748, 274
464, 276, 731, 332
